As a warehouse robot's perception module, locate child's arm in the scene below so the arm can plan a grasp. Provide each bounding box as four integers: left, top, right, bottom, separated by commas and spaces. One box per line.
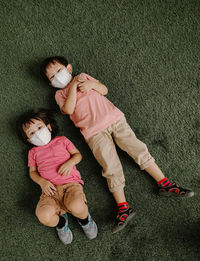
62, 76, 80, 115
29, 166, 56, 196
78, 79, 108, 95
58, 148, 82, 176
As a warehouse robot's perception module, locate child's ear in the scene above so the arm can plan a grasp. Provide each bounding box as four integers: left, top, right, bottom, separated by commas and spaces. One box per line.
47, 124, 52, 132
67, 64, 72, 74
27, 138, 32, 144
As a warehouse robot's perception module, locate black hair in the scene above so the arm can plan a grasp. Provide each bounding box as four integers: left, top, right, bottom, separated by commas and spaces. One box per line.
16, 108, 59, 144
40, 56, 69, 83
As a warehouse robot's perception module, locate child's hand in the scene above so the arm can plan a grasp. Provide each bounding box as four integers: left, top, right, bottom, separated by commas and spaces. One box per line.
77, 74, 86, 82
78, 80, 94, 93
69, 76, 81, 88
40, 179, 56, 196
58, 161, 74, 176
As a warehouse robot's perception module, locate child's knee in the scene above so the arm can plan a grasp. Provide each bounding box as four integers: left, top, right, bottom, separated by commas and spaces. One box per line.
134, 144, 155, 169
36, 205, 56, 226
67, 199, 88, 218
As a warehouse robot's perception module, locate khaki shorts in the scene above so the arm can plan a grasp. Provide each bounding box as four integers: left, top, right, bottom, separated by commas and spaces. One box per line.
36, 183, 87, 216
87, 116, 155, 192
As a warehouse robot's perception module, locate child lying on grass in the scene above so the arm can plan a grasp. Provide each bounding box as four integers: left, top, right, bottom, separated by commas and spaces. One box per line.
40, 56, 194, 233
17, 108, 98, 244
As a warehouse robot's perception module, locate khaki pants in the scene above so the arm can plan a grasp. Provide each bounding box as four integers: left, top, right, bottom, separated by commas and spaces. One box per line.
87, 117, 155, 192
36, 183, 87, 226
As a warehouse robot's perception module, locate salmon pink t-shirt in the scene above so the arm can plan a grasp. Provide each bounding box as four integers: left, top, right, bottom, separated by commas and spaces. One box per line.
28, 136, 84, 186
55, 73, 124, 140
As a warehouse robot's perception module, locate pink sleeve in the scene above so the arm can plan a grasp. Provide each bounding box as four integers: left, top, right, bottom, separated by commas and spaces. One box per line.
28, 149, 36, 167
80, 73, 99, 82
55, 91, 66, 110
62, 136, 76, 152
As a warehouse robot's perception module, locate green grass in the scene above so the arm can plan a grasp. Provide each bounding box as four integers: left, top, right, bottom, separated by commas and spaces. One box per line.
1, 0, 200, 260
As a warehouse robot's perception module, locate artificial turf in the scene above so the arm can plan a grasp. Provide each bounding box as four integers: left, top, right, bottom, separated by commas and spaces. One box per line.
1, 0, 200, 260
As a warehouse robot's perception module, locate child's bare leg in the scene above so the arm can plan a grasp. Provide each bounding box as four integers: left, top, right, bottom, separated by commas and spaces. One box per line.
145, 162, 194, 197
67, 198, 88, 219
112, 188, 126, 204
36, 205, 59, 227
64, 184, 88, 219
64, 184, 98, 239
144, 162, 165, 182
67, 196, 97, 240
36, 194, 74, 244
111, 188, 136, 233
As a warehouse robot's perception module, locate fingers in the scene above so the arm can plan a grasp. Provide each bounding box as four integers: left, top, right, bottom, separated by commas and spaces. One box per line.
78, 79, 90, 88
43, 182, 56, 196
58, 165, 69, 175
58, 166, 64, 175
78, 78, 85, 82
58, 163, 73, 176
44, 187, 54, 196
58, 167, 68, 176
65, 169, 72, 176
79, 88, 84, 93
62, 169, 70, 176
78, 86, 87, 93
78, 82, 85, 87
49, 184, 56, 191
77, 75, 85, 82
74, 76, 85, 83
78, 81, 91, 93
61, 168, 72, 176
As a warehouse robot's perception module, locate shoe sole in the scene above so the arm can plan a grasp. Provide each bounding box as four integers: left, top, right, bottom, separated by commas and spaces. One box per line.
112, 211, 136, 234
159, 191, 195, 198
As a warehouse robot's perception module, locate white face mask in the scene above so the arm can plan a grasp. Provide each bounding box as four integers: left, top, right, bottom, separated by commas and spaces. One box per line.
51, 68, 72, 88
30, 126, 51, 146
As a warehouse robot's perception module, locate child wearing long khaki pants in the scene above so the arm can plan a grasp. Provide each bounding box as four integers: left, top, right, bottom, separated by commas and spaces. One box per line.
40, 56, 194, 233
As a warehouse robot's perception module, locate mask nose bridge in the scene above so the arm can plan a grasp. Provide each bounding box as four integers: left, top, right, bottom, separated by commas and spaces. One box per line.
34, 127, 45, 138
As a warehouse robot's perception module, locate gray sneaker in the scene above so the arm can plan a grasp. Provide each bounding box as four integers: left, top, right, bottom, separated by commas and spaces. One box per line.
78, 213, 98, 239
56, 213, 73, 245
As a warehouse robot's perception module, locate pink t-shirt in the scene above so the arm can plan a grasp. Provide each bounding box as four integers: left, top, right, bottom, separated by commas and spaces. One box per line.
28, 136, 84, 186
55, 73, 124, 140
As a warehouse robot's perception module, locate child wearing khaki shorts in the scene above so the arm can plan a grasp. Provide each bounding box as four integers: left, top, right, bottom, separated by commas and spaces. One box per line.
17, 109, 98, 244
40, 56, 194, 233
